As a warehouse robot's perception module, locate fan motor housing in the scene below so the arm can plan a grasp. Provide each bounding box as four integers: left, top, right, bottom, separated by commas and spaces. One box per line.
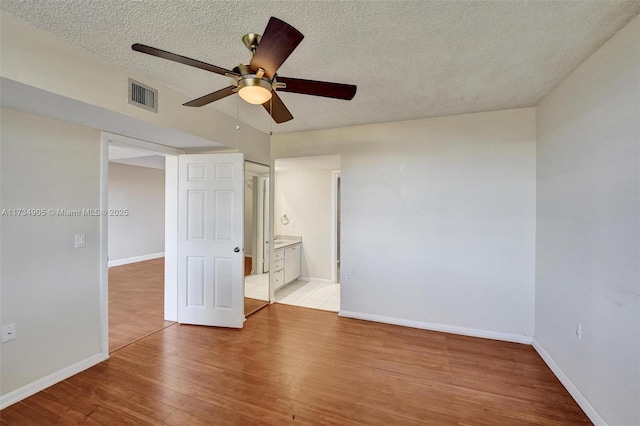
238, 77, 272, 92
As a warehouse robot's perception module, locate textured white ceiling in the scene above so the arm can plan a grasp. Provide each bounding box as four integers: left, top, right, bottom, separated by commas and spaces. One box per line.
2, 1, 639, 135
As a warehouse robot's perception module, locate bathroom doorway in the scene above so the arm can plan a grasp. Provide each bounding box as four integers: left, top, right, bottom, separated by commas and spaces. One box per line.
272, 156, 341, 312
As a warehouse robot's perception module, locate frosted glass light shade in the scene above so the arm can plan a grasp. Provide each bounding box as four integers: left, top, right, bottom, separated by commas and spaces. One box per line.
238, 78, 272, 105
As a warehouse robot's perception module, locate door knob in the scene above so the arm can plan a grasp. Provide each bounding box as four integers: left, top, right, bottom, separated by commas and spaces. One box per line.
234, 247, 240, 253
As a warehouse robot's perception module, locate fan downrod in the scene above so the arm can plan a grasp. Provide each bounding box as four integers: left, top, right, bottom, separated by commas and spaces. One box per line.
242, 33, 262, 55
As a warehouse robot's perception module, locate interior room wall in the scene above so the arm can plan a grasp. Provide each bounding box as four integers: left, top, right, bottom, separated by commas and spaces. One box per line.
108, 162, 165, 264
275, 169, 334, 280
535, 15, 639, 426
272, 108, 536, 340
0, 108, 104, 404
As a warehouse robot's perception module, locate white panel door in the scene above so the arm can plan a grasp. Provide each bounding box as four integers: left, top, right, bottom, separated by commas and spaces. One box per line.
177, 153, 244, 327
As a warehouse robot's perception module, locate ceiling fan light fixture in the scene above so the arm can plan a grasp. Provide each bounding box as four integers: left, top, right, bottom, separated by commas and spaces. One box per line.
238, 77, 272, 105
132, 17, 356, 124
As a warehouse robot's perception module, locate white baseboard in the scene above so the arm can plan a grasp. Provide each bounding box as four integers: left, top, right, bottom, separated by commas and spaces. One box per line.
338, 310, 533, 344
108, 252, 164, 267
298, 276, 336, 284
532, 339, 606, 426
0, 352, 107, 410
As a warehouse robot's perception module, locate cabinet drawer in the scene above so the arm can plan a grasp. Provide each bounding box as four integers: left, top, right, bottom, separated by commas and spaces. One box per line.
274, 258, 284, 272
274, 269, 285, 289
273, 249, 284, 261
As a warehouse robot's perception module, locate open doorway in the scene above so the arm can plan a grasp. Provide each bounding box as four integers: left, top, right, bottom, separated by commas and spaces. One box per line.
102, 136, 265, 345
272, 155, 341, 312
106, 142, 174, 352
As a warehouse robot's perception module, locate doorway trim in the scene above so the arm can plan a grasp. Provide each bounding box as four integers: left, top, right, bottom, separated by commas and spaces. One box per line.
99, 135, 109, 357
331, 170, 341, 284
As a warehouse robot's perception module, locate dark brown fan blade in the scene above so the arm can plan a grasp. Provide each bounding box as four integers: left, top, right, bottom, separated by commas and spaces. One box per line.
277, 76, 357, 100
250, 17, 304, 79
183, 86, 236, 107
132, 44, 237, 77
262, 91, 293, 123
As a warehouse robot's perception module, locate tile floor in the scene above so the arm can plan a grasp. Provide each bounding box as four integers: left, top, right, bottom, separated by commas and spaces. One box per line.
245, 273, 269, 301
245, 273, 341, 312
276, 279, 340, 312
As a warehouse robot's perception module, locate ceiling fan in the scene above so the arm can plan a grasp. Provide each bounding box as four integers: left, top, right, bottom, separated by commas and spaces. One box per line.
132, 17, 357, 124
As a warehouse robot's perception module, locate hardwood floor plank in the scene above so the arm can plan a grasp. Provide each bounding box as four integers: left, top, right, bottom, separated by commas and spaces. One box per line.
1, 303, 590, 424
244, 297, 268, 316
108, 258, 174, 352
18, 392, 90, 424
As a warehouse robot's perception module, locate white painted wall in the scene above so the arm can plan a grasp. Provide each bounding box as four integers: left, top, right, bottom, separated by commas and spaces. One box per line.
108, 162, 164, 263
535, 15, 639, 426
0, 108, 104, 402
275, 170, 334, 280
272, 108, 536, 339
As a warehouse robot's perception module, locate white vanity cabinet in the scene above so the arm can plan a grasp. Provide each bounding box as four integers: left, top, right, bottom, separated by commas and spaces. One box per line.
284, 244, 301, 284
273, 242, 301, 290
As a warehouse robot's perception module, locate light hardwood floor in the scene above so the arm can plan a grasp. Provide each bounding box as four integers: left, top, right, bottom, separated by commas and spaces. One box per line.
1, 303, 589, 424
108, 258, 174, 352
110, 257, 265, 349
244, 297, 268, 317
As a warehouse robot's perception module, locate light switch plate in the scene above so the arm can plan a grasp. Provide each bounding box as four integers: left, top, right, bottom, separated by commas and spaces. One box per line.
75, 233, 86, 248
1, 324, 16, 343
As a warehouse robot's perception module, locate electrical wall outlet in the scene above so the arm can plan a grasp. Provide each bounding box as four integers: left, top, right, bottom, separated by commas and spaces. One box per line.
1, 324, 16, 343
345, 271, 352, 283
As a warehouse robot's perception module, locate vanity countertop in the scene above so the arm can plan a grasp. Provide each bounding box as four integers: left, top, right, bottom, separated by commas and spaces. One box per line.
273, 235, 302, 250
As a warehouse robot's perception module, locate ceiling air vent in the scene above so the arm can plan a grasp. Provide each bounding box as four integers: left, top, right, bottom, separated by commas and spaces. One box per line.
128, 79, 158, 112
